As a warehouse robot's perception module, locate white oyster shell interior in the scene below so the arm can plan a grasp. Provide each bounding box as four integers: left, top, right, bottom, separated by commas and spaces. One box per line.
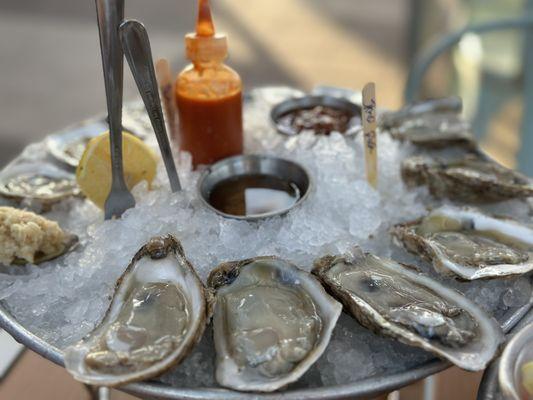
211, 257, 341, 392
416, 206, 533, 280
64, 237, 206, 386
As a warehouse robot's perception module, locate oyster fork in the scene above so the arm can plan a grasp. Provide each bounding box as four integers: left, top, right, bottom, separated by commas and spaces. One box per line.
119, 19, 182, 193
95, 0, 135, 219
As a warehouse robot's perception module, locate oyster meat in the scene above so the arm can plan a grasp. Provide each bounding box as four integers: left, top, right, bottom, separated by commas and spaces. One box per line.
313, 249, 503, 370
401, 155, 533, 203
207, 256, 342, 392
391, 206, 533, 280
0, 162, 80, 207
0, 206, 77, 266
64, 235, 209, 386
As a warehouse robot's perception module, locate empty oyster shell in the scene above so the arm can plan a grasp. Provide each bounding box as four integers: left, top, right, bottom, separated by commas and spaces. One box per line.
312, 249, 503, 371
391, 206, 533, 280
207, 256, 342, 392
64, 235, 210, 386
0, 162, 80, 207
401, 155, 533, 203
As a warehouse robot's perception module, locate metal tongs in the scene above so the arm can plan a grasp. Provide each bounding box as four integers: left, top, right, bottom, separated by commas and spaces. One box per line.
95, 2, 180, 219
95, 0, 135, 220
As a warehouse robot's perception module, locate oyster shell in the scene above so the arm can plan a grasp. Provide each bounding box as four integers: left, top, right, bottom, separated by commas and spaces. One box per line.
391, 206, 533, 280
46, 120, 110, 168
64, 235, 210, 386
0, 162, 80, 207
380, 96, 463, 129
401, 155, 533, 203
207, 256, 342, 392
46, 109, 149, 168
387, 113, 475, 148
312, 249, 503, 371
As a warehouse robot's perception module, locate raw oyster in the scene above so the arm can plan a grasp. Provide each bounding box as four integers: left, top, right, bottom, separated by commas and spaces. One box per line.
46, 120, 110, 168
46, 109, 148, 168
380, 96, 463, 129
207, 256, 342, 392
0, 206, 78, 266
312, 249, 503, 371
64, 235, 210, 386
387, 113, 475, 148
401, 155, 533, 203
391, 206, 533, 280
0, 162, 80, 207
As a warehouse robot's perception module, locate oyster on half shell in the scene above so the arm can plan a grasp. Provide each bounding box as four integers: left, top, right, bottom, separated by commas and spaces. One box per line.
379, 96, 463, 129
207, 256, 342, 392
391, 206, 533, 280
64, 235, 210, 386
312, 249, 503, 371
387, 113, 475, 149
401, 155, 533, 203
47, 105, 150, 168
0, 162, 80, 208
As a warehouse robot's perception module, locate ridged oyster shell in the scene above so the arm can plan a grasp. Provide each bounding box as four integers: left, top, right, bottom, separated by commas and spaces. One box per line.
207, 256, 342, 392
401, 155, 533, 203
46, 105, 149, 168
391, 206, 533, 280
312, 249, 503, 371
380, 94, 472, 148
64, 235, 210, 386
387, 113, 474, 148
379, 96, 463, 129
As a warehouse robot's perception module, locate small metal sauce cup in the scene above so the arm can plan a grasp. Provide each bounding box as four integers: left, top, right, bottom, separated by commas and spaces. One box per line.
499, 322, 533, 400
270, 95, 362, 136
197, 154, 312, 221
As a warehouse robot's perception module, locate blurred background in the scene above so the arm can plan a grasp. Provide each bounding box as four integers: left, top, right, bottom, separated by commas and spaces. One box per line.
0, 0, 531, 170
0, 0, 531, 398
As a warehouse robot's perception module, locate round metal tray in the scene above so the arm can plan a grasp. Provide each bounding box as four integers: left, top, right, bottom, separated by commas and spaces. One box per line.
0, 90, 532, 399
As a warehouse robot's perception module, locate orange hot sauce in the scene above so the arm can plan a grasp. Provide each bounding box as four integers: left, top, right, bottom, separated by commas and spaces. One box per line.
174, 0, 243, 167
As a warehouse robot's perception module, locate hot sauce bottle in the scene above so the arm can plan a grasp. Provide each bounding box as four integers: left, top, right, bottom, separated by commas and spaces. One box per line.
174, 0, 243, 167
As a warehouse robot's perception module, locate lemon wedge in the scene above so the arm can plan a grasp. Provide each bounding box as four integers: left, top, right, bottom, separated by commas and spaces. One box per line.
76, 132, 157, 209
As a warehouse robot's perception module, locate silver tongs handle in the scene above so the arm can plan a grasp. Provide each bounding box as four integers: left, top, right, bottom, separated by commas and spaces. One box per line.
119, 19, 182, 193
95, 0, 135, 219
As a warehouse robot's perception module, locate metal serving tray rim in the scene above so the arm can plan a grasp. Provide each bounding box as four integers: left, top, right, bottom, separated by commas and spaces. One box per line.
1, 300, 530, 400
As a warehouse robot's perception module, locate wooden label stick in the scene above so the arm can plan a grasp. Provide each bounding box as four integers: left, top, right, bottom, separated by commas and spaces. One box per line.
155, 58, 178, 142
362, 82, 378, 188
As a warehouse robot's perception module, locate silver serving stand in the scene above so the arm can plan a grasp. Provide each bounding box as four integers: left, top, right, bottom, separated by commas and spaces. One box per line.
0, 93, 532, 399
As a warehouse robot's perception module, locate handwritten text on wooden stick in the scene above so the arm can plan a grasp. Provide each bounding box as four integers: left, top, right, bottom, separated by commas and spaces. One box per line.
362, 83, 378, 188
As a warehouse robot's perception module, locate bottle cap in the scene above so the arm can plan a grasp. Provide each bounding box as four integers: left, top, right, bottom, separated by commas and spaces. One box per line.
185, 33, 227, 63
